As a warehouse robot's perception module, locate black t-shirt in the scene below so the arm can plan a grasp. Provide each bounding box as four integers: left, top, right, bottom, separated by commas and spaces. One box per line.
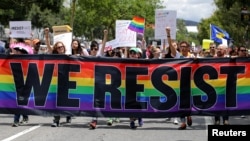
163, 48, 174, 58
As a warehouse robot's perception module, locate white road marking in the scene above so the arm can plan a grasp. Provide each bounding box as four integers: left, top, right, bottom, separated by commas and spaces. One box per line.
1, 124, 42, 141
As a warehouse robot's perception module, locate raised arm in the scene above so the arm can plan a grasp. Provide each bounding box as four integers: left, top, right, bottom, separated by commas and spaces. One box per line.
44, 28, 53, 54
166, 27, 176, 57
142, 37, 146, 50
100, 29, 108, 56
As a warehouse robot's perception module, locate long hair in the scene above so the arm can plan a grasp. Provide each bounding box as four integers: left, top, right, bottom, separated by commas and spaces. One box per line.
71, 39, 83, 55
52, 41, 66, 54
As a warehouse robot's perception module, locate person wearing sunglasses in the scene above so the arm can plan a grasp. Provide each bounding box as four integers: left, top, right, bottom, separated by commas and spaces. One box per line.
43, 27, 72, 127
237, 46, 248, 57
177, 41, 193, 130
207, 42, 216, 57
88, 29, 108, 129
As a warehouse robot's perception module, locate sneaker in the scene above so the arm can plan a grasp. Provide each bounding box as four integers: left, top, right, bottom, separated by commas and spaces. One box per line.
51, 120, 60, 127
12, 122, 19, 127
223, 120, 229, 125
178, 123, 186, 130
138, 118, 143, 127
114, 118, 120, 123
214, 120, 220, 125
173, 118, 178, 125
187, 116, 192, 126
89, 120, 97, 129
107, 119, 113, 126
130, 121, 136, 129
20, 118, 29, 124
166, 118, 171, 122
66, 117, 71, 123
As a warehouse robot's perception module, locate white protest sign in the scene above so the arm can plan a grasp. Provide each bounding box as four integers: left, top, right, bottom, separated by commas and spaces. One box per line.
54, 32, 72, 55
9, 21, 32, 38
155, 10, 177, 39
106, 39, 119, 48
115, 20, 136, 47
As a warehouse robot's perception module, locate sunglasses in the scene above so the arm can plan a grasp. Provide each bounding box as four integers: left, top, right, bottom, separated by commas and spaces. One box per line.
240, 50, 247, 52
57, 46, 64, 49
210, 47, 215, 49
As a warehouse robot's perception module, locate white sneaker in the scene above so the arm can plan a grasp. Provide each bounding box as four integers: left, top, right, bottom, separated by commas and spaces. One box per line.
173, 118, 178, 125
166, 118, 171, 122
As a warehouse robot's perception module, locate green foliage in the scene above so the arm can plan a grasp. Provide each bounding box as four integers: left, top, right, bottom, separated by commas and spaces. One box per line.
0, 0, 203, 46
74, 0, 164, 40
197, 0, 250, 47
0, 0, 64, 28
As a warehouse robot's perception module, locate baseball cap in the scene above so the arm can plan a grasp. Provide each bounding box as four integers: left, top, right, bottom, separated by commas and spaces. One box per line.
129, 47, 139, 53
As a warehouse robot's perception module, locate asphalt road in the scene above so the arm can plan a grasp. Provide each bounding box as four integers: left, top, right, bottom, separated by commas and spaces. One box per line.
0, 114, 249, 141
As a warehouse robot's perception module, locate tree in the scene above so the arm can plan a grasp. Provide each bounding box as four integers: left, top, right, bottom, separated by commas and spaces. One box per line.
197, 0, 250, 47
71, 0, 164, 40
0, 0, 64, 28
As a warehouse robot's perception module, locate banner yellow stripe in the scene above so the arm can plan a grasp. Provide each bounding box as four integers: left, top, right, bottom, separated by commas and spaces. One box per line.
2, 75, 250, 89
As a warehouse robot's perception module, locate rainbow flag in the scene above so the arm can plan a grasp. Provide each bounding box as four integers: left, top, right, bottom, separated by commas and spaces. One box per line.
128, 16, 145, 34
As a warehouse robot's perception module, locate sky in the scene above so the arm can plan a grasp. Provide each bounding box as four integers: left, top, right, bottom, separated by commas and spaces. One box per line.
162, 0, 217, 22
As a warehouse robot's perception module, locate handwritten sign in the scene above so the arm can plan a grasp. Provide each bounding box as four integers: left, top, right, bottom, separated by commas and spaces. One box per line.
115, 20, 136, 47
9, 21, 32, 38
155, 10, 177, 39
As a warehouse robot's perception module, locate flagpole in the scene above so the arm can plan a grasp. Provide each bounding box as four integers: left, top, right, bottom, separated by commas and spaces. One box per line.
210, 24, 211, 40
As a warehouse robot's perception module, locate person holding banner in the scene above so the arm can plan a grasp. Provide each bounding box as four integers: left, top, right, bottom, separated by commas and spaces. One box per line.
88, 28, 107, 58
237, 45, 248, 57
206, 42, 216, 57
43, 27, 73, 127
162, 27, 178, 59
127, 47, 144, 129
32, 38, 41, 54
9, 41, 33, 127
89, 29, 108, 129
147, 45, 161, 59
177, 40, 194, 130
214, 44, 230, 125
71, 39, 89, 56
105, 48, 122, 126
162, 27, 179, 125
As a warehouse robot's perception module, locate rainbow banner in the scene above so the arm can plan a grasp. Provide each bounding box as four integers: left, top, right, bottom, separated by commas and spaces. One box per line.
128, 16, 145, 34
0, 54, 250, 118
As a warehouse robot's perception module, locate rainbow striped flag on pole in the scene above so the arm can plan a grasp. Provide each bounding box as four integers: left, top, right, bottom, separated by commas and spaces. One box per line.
128, 16, 145, 34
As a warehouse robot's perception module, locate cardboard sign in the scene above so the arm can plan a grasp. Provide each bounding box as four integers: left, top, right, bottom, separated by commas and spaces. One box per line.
9, 21, 32, 38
